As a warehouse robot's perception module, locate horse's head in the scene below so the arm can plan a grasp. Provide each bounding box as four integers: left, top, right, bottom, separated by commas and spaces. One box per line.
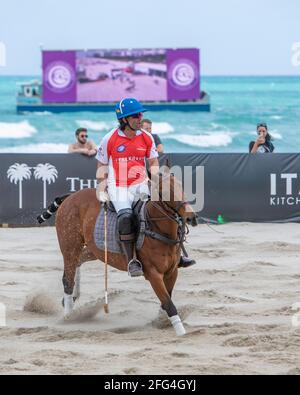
152, 169, 198, 227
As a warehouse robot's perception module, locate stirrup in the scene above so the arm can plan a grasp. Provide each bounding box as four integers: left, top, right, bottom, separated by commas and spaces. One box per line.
178, 256, 196, 269
128, 259, 144, 277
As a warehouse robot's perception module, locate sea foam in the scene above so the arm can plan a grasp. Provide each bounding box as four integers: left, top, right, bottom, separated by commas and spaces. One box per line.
168, 132, 233, 148
76, 120, 112, 131
0, 121, 37, 139
75, 120, 174, 135
0, 143, 69, 153
270, 131, 283, 140
152, 122, 174, 135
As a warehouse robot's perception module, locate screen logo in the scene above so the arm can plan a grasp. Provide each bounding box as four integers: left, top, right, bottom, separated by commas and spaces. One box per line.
45, 61, 75, 93
169, 59, 198, 91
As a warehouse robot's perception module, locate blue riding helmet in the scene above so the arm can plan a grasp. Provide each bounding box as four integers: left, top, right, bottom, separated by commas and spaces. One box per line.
115, 98, 147, 120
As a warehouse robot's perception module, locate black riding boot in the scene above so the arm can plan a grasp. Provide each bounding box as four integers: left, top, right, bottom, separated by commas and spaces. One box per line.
118, 208, 143, 277
120, 241, 144, 277
178, 255, 196, 268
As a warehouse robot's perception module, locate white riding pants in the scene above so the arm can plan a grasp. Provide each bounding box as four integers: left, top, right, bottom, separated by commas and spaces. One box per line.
108, 181, 150, 213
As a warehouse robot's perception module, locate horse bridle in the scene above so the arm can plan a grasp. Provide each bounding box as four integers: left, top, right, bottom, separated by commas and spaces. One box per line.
144, 175, 190, 250
144, 200, 188, 253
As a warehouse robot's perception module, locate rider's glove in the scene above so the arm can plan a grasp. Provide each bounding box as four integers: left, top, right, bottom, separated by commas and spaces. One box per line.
98, 191, 110, 203
96, 181, 109, 203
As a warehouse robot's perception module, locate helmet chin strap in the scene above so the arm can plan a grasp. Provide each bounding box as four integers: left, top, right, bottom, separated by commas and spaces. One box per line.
124, 118, 138, 132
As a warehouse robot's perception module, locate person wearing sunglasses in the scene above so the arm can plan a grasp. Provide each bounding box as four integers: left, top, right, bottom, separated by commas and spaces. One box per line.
68, 128, 98, 156
249, 123, 275, 154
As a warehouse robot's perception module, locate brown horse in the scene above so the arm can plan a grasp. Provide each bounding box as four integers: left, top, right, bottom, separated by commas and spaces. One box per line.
55, 171, 198, 336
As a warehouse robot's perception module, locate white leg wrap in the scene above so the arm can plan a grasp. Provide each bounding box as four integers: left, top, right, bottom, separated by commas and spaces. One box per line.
169, 315, 186, 336
64, 293, 74, 317
73, 268, 81, 300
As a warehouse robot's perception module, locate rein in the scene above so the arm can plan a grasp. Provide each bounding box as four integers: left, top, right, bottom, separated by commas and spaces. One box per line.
143, 199, 189, 250
139, 173, 192, 254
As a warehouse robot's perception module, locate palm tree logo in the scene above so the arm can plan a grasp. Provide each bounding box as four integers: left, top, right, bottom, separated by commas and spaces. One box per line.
7, 163, 32, 209
33, 163, 58, 208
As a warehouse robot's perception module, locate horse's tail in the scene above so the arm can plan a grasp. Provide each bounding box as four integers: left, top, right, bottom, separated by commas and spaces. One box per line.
37, 195, 70, 224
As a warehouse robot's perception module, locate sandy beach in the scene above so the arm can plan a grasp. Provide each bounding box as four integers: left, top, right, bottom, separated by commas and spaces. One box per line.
0, 223, 300, 375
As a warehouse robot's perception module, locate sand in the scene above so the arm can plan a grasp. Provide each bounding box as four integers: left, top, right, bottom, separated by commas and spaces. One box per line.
0, 223, 300, 375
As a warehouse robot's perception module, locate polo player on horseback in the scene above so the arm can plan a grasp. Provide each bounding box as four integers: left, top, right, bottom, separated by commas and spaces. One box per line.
96, 98, 196, 277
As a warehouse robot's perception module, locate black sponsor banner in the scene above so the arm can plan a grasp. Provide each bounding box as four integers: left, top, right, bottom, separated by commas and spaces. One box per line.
1, 153, 300, 226
169, 153, 300, 223
0, 154, 98, 226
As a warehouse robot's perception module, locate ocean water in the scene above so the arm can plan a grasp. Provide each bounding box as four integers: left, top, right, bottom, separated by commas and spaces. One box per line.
0, 75, 300, 153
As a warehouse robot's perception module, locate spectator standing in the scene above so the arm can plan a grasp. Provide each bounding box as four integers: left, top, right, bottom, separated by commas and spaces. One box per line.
249, 123, 275, 154
141, 119, 164, 154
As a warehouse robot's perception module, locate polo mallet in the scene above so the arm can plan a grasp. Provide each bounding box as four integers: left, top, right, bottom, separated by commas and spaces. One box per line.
104, 202, 109, 314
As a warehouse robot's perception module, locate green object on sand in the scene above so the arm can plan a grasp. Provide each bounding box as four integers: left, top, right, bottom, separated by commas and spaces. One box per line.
217, 214, 226, 224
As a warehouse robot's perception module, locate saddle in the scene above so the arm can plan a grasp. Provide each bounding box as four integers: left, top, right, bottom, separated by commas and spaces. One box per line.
94, 197, 187, 254
94, 199, 147, 254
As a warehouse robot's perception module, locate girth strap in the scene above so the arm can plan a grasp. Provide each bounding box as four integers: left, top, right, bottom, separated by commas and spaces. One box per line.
144, 229, 180, 246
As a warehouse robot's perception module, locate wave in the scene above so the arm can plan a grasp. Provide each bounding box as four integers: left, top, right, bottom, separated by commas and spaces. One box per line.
0, 143, 69, 153
270, 131, 283, 140
167, 133, 233, 148
152, 122, 174, 135
75, 120, 174, 135
269, 115, 283, 120
210, 122, 229, 131
76, 120, 112, 131
0, 121, 37, 139
31, 111, 53, 116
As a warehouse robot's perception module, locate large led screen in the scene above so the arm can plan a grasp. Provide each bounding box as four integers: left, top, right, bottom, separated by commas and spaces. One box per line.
43, 48, 200, 103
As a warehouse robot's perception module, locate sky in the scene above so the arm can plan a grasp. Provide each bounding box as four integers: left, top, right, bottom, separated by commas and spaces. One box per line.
0, 0, 300, 76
